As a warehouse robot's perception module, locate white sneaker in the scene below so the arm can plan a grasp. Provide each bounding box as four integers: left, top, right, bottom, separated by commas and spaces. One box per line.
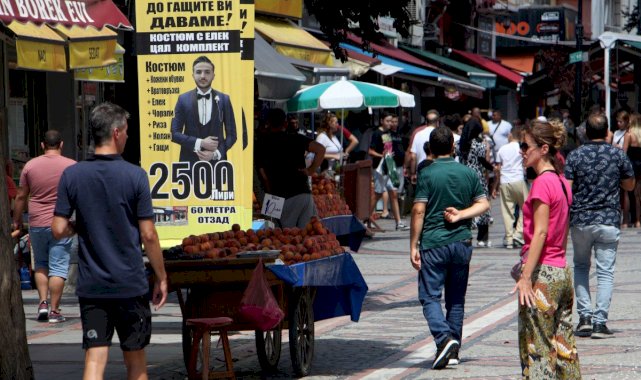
476, 241, 492, 248
396, 222, 410, 231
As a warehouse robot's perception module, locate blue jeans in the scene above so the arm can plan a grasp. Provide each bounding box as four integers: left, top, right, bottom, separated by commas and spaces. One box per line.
418, 241, 473, 346
571, 225, 620, 324
30, 226, 72, 279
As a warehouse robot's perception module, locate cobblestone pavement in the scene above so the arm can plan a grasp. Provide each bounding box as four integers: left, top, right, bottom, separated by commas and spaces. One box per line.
24, 199, 641, 379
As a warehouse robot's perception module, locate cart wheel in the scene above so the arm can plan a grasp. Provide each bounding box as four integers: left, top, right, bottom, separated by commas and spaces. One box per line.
255, 326, 282, 372
289, 288, 314, 377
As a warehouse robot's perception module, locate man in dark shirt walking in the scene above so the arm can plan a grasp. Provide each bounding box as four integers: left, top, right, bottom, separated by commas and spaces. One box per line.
370, 112, 408, 230
52, 102, 168, 379
565, 114, 635, 338
410, 127, 489, 369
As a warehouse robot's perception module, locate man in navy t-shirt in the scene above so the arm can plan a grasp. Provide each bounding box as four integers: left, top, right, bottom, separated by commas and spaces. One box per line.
52, 102, 167, 379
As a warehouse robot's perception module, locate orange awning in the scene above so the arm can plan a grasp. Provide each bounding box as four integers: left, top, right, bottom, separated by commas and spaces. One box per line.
498, 54, 535, 75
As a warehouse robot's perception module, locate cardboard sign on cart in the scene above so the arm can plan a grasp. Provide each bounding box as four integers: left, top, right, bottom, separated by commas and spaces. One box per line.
261, 193, 285, 219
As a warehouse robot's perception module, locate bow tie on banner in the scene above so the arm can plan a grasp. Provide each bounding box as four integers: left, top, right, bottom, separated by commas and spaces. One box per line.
197, 93, 211, 100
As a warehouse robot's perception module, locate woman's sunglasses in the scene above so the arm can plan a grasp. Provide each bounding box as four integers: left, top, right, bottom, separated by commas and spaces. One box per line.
520, 142, 534, 152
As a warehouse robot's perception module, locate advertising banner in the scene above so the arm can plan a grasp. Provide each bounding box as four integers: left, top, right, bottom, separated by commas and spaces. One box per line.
135, 0, 254, 245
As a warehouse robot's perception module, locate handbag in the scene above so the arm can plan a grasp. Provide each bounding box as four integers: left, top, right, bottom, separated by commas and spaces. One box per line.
511, 171, 569, 282
384, 154, 400, 188
510, 260, 522, 282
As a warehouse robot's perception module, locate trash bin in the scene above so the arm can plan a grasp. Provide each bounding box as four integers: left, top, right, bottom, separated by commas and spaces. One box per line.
342, 160, 372, 221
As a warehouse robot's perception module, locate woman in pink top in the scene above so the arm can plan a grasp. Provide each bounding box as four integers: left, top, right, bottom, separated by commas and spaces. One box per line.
514, 120, 581, 379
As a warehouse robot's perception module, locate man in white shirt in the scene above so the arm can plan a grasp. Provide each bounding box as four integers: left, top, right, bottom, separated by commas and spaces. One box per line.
409, 112, 441, 182
493, 125, 528, 249
488, 109, 512, 158
405, 110, 439, 184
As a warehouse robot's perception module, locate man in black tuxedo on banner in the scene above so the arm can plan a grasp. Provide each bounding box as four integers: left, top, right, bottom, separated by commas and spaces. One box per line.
171, 56, 237, 164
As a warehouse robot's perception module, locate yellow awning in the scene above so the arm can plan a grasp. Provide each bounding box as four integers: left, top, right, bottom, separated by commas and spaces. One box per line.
7, 22, 66, 72
53, 25, 117, 69
74, 43, 125, 82
255, 17, 333, 66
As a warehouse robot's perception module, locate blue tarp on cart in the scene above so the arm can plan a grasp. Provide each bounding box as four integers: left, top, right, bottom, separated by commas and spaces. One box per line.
268, 253, 368, 322
321, 215, 366, 252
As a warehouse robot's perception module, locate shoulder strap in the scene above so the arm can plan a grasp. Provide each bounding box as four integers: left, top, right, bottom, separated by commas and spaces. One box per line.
615, 132, 625, 146
558, 175, 569, 205
490, 121, 501, 139
541, 170, 569, 205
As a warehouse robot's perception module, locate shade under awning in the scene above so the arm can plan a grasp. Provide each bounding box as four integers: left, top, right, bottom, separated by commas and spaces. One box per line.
254, 34, 305, 101
0, 0, 132, 30
53, 24, 117, 69
255, 16, 333, 66
7, 21, 66, 72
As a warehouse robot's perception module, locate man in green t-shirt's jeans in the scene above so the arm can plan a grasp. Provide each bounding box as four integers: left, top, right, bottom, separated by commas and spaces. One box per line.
410, 127, 489, 370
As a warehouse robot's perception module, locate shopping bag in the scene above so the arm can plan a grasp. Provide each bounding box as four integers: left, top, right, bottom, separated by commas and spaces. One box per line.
384, 154, 400, 188
239, 258, 285, 331
375, 156, 386, 175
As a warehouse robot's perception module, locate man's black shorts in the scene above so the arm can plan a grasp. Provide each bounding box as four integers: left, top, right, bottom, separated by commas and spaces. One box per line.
79, 296, 152, 351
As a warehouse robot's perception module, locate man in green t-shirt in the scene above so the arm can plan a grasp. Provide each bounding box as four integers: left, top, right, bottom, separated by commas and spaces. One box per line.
410, 127, 489, 370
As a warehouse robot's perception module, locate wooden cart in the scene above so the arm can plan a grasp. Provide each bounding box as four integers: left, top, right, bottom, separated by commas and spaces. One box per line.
157, 257, 315, 377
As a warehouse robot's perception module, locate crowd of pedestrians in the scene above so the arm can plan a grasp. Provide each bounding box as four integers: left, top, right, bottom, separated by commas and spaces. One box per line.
12, 101, 638, 379
401, 104, 636, 379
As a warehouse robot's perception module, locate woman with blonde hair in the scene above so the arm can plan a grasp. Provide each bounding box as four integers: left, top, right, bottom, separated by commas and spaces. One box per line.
625, 113, 641, 227
514, 120, 581, 379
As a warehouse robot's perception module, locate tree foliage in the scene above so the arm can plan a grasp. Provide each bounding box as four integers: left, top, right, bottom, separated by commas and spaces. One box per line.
622, 4, 639, 33
304, 0, 412, 61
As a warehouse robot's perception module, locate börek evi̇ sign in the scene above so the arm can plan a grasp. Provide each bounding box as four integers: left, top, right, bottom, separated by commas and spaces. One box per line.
0, 0, 132, 29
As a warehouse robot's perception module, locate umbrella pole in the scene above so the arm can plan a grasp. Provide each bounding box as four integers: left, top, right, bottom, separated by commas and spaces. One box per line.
339, 109, 344, 164
334, 109, 345, 193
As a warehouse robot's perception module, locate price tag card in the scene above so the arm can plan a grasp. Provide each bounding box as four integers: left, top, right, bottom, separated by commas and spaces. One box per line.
261, 193, 285, 219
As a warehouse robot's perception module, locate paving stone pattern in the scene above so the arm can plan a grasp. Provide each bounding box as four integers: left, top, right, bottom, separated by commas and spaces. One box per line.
24, 199, 641, 379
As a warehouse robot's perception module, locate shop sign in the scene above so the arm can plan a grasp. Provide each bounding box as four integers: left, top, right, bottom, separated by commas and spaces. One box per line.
469, 74, 496, 89
477, 15, 494, 58
74, 54, 124, 82
378, 16, 397, 38
135, 0, 255, 244
0, 0, 132, 29
569, 51, 582, 64
444, 87, 460, 100
495, 6, 576, 48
